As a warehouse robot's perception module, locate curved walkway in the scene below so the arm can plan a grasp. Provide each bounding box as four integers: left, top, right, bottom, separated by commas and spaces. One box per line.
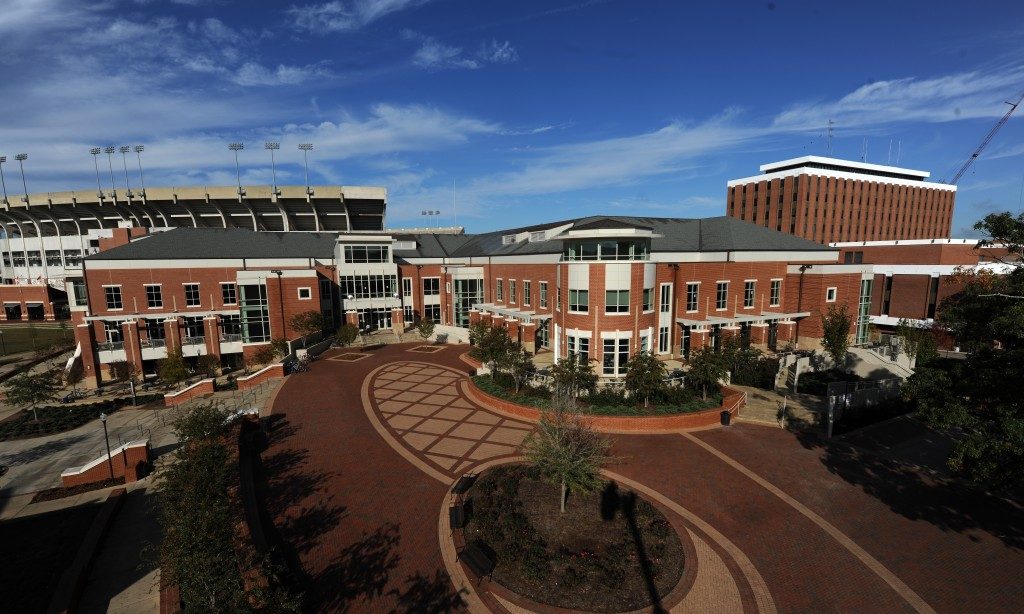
262, 343, 1024, 613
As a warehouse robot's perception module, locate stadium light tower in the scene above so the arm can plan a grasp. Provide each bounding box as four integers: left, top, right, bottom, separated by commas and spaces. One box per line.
298, 143, 313, 195
119, 146, 133, 197
134, 145, 146, 197
15, 153, 28, 204
0, 156, 8, 205
103, 146, 117, 199
89, 148, 104, 198
228, 143, 245, 196
264, 142, 280, 195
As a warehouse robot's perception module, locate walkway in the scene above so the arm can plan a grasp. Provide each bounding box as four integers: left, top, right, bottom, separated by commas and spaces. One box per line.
261, 342, 1024, 613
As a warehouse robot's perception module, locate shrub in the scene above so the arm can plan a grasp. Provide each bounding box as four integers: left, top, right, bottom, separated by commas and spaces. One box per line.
335, 324, 359, 347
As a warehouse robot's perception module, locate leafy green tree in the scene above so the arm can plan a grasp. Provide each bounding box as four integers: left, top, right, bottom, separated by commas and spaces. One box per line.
108, 359, 139, 386
468, 321, 490, 346
686, 347, 728, 400
195, 354, 220, 378
895, 318, 925, 366
496, 344, 534, 393
820, 303, 853, 369
289, 310, 326, 347
270, 338, 289, 358
522, 392, 611, 513
172, 401, 233, 441
550, 354, 598, 399
335, 323, 359, 347
415, 318, 436, 341
4, 369, 62, 421
624, 350, 665, 408
159, 349, 189, 387
251, 344, 277, 367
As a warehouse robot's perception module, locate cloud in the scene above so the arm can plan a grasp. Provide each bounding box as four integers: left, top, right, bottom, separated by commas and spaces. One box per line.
409, 34, 518, 70
478, 40, 518, 64
288, 0, 429, 33
231, 62, 331, 86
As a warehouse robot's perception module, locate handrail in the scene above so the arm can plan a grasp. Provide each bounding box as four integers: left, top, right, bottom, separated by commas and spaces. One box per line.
96, 341, 124, 352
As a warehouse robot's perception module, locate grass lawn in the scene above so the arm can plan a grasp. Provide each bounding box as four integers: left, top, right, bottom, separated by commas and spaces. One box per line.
0, 323, 74, 355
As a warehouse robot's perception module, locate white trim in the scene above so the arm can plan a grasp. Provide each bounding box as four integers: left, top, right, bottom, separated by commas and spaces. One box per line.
826, 287, 837, 303
728, 166, 955, 191
829, 238, 980, 247
759, 155, 931, 178
297, 286, 312, 300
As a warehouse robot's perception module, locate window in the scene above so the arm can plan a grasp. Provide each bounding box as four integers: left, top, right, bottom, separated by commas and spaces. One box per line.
341, 275, 398, 299
556, 286, 561, 311
103, 321, 123, 343
606, 290, 629, 314
522, 280, 531, 306
539, 281, 548, 308
566, 335, 589, 365
743, 281, 755, 309
221, 283, 237, 305
496, 278, 503, 301
659, 284, 671, 313
298, 287, 312, 300
658, 326, 670, 353
403, 305, 416, 323
71, 280, 87, 306
502, 235, 515, 245
146, 318, 166, 340
569, 289, 589, 313
343, 245, 389, 263
881, 275, 893, 315
843, 251, 864, 264
563, 240, 648, 261
686, 282, 699, 312
602, 337, 629, 376
826, 287, 837, 303
64, 250, 82, 267
715, 282, 728, 310
183, 316, 204, 341
640, 333, 650, 353
423, 277, 440, 296
11, 252, 25, 267
27, 251, 42, 267
509, 280, 517, 304
530, 231, 545, 242
145, 284, 162, 308
926, 276, 939, 319
45, 250, 62, 266
402, 277, 412, 298
320, 279, 331, 297
240, 284, 270, 343
104, 286, 123, 310
770, 279, 781, 307
642, 288, 653, 312
424, 304, 441, 323
184, 283, 200, 307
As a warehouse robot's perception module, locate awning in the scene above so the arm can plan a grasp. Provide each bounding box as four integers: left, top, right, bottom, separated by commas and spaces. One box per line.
472, 303, 550, 323
676, 311, 810, 327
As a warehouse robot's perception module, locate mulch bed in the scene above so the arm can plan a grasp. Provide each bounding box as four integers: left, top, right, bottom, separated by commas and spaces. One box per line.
463, 464, 684, 613
30, 476, 126, 503
408, 345, 445, 353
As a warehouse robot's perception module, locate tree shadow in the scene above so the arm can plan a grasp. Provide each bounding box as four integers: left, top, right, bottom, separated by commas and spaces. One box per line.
600, 482, 666, 613
0, 433, 88, 465
794, 421, 1024, 550
388, 569, 466, 613
313, 522, 402, 612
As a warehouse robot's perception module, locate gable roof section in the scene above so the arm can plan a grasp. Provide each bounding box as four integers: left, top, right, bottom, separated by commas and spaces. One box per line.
88, 227, 338, 261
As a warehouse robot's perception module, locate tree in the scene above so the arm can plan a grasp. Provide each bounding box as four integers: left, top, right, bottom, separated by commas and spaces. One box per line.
270, 338, 289, 358
474, 324, 513, 368
522, 392, 611, 513
497, 344, 534, 393
108, 359, 139, 386
686, 348, 728, 400
289, 310, 326, 348
65, 360, 85, 393
550, 354, 598, 399
820, 303, 853, 370
195, 354, 220, 378
895, 318, 924, 366
251, 345, 277, 367
172, 401, 233, 441
416, 318, 436, 342
335, 324, 359, 347
904, 211, 1024, 489
4, 369, 61, 421
624, 350, 665, 408
159, 349, 189, 387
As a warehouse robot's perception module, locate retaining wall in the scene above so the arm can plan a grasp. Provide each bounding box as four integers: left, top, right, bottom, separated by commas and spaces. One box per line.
61, 440, 150, 488
236, 364, 285, 390
163, 379, 215, 407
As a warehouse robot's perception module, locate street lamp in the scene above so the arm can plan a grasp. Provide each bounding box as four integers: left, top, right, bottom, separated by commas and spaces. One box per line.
0, 330, 6, 355
421, 210, 440, 229
228, 143, 245, 196
119, 146, 133, 197
298, 143, 313, 195
0, 155, 8, 205
264, 142, 280, 195
15, 154, 28, 204
89, 148, 103, 198
134, 145, 146, 197
100, 412, 114, 480
270, 269, 285, 341
104, 146, 117, 200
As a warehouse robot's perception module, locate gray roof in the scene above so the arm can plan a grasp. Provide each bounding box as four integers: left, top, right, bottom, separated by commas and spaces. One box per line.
88, 227, 338, 261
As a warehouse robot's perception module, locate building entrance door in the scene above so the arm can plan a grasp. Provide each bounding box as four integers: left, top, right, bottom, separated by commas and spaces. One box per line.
767, 321, 778, 351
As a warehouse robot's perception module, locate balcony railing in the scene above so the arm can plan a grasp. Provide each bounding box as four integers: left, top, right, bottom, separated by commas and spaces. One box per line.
97, 341, 124, 352
182, 336, 206, 346
220, 333, 242, 343
141, 338, 167, 349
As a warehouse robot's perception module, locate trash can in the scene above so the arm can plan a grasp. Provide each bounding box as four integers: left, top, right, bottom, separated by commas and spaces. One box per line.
720, 410, 731, 426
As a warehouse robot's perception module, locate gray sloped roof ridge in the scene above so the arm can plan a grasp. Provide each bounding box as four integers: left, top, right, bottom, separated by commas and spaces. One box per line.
88, 227, 338, 260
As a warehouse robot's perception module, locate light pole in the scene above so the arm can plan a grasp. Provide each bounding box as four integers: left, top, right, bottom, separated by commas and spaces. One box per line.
15, 154, 28, 204
298, 143, 313, 195
89, 148, 103, 198
0, 155, 7, 205
228, 143, 245, 196
134, 145, 146, 197
421, 210, 440, 229
264, 142, 280, 195
0, 330, 5, 355
119, 146, 133, 197
271, 269, 285, 341
100, 412, 114, 480
103, 146, 117, 200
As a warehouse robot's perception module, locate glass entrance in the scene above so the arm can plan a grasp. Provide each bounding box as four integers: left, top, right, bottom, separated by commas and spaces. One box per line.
453, 278, 483, 328
357, 308, 392, 331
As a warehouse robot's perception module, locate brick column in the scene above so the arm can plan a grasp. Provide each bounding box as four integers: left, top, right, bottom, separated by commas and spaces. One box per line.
521, 321, 536, 353
345, 310, 359, 327
721, 326, 739, 342
750, 323, 768, 346
778, 321, 796, 345
689, 329, 708, 352
164, 317, 181, 352
76, 322, 101, 388
121, 319, 143, 374
44, 301, 55, 321
469, 309, 480, 325
204, 316, 221, 361
390, 307, 404, 334
505, 318, 520, 344
479, 312, 493, 326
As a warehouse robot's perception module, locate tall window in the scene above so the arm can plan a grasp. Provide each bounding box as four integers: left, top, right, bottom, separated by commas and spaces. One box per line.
71, 280, 87, 306
423, 277, 440, 296
240, 284, 270, 343
606, 290, 629, 314
184, 283, 201, 307
220, 315, 241, 338
523, 280, 531, 306
602, 338, 629, 376
539, 281, 548, 308
642, 288, 653, 311
769, 280, 781, 307
145, 284, 163, 308
715, 282, 728, 310
659, 284, 671, 313
104, 286, 123, 310
743, 281, 755, 309
343, 245, 389, 263
658, 326, 670, 353
103, 321, 123, 343
221, 283, 237, 305
509, 280, 517, 304
496, 278, 503, 301
569, 289, 589, 313
567, 335, 589, 365
424, 304, 441, 323
402, 278, 412, 298
686, 282, 699, 312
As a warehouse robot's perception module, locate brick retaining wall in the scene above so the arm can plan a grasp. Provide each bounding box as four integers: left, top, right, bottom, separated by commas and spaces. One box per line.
163, 379, 215, 407
236, 363, 285, 390
61, 441, 150, 488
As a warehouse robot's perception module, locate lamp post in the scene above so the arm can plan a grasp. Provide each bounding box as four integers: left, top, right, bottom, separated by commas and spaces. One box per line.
0, 330, 6, 355
228, 143, 245, 196
421, 210, 440, 229
104, 146, 117, 200
264, 142, 280, 195
0, 155, 8, 205
89, 148, 103, 198
298, 143, 313, 195
119, 146, 133, 197
15, 154, 28, 204
134, 145, 146, 197
271, 269, 285, 341
100, 412, 114, 480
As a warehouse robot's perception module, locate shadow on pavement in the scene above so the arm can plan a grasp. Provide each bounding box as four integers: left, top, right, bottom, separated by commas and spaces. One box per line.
0, 433, 89, 466
389, 569, 467, 613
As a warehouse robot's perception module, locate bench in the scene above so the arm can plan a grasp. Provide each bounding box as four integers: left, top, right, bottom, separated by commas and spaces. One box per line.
452, 473, 477, 496
449, 499, 473, 531
458, 541, 495, 581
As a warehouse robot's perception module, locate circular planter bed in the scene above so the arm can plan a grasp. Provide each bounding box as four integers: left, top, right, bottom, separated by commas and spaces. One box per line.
462, 464, 684, 613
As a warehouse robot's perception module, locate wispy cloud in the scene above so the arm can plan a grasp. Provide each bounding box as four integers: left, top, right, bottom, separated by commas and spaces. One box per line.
231, 62, 331, 86
288, 0, 429, 33
406, 31, 518, 70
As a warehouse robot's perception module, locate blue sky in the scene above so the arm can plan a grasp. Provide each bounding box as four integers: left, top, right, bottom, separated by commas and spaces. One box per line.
1, 0, 1023, 236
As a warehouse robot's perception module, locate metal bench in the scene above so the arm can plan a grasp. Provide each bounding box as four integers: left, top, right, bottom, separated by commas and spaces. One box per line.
458, 541, 495, 582
452, 473, 477, 496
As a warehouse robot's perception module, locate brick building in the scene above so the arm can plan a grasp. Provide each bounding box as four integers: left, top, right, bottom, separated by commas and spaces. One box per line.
726, 156, 956, 244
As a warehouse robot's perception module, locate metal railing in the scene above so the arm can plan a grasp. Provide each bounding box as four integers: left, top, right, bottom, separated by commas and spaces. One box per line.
182, 336, 206, 346
220, 333, 242, 343
96, 341, 124, 352
141, 338, 166, 349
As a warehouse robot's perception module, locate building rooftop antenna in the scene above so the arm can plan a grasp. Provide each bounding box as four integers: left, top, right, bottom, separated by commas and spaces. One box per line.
826, 119, 834, 156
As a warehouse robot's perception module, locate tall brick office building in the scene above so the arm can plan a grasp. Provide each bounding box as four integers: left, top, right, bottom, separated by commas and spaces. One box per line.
726, 156, 956, 244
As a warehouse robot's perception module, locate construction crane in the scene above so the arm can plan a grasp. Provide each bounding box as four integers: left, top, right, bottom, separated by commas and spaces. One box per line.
942, 91, 1024, 184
